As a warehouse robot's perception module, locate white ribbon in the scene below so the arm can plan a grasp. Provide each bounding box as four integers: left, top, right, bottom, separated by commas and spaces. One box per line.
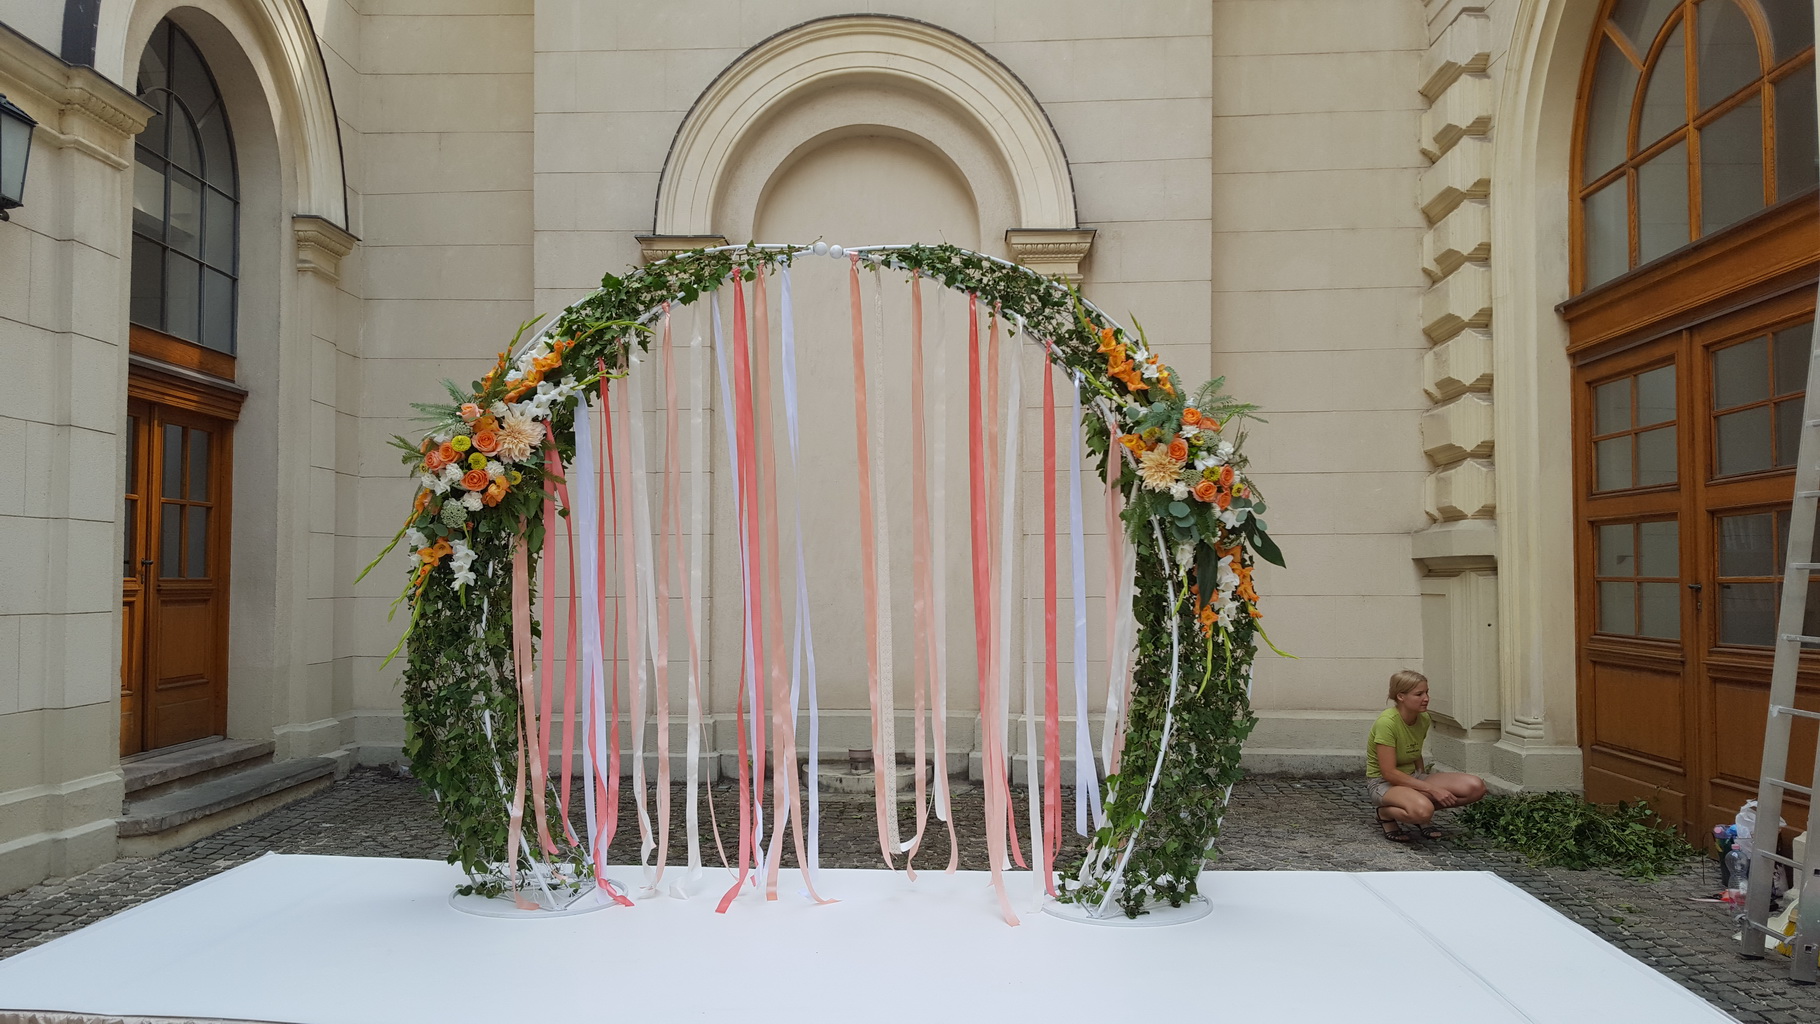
568, 399, 610, 876
929, 288, 951, 824
993, 318, 1024, 870
1068, 374, 1104, 833
779, 268, 823, 874
683, 309, 707, 891
617, 376, 656, 875
865, 266, 903, 848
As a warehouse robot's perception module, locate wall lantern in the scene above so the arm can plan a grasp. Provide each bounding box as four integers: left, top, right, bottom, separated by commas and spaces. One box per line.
0, 93, 38, 221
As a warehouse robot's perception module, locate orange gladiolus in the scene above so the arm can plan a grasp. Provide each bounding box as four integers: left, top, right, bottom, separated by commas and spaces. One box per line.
1166, 438, 1189, 462
1181, 407, 1202, 427
471, 430, 501, 455
1119, 434, 1147, 453
461, 468, 490, 491
1097, 327, 1121, 354
413, 490, 431, 513
474, 415, 498, 433
1193, 479, 1220, 503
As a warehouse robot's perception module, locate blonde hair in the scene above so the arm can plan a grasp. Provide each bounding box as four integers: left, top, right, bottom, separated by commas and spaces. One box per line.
1387, 670, 1428, 702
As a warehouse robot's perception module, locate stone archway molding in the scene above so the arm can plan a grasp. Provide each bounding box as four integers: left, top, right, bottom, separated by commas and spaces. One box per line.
655, 15, 1079, 239
100, 0, 348, 228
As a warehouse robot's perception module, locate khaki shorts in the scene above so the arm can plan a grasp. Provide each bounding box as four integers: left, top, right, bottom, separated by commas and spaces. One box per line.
1367, 771, 1428, 805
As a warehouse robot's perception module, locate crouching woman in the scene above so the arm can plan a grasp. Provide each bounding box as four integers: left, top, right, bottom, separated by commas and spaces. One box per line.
1368, 670, 1486, 842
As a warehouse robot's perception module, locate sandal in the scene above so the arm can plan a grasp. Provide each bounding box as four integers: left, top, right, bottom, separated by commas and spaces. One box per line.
1377, 809, 1414, 844
1416, 822, 1444, 840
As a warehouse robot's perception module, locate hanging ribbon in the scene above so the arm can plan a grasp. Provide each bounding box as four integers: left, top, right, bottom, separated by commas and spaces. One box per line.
778, 267, 825, 881
929, 287, 957, 873
679, 308, 708, 891
1040, 355, 1061, 891
905, 272, 935, 877
753, 271, 825, 904
849, 254, 898, 868
966, 295, 1018, 925
614, 375, 656, 874
1067, 375, 1105, 835
644, 307, 677, 887
506, 540, 540, 909
991, 308, 1027, 872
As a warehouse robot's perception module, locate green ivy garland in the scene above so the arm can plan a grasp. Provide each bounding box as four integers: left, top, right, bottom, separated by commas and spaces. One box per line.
363, 243, 1284, 915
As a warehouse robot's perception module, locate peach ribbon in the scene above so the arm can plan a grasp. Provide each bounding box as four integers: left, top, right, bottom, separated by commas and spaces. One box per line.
966, 295, 1018, 925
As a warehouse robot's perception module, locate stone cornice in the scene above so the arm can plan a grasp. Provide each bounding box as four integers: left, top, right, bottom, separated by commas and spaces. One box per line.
0, 23, 154, 171
1005, 228, 1097, 282
294, 215, 358, 282
636, 234, 728, 265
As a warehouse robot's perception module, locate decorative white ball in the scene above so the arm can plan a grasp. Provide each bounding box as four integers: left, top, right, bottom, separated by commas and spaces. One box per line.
810, 242, 829, 256
828, 245, 844, 259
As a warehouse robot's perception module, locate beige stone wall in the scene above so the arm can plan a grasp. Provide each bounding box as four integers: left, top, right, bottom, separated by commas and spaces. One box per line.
0, 24, 150, 893
1206, 0, 1432, 769
344, 0, 536, 761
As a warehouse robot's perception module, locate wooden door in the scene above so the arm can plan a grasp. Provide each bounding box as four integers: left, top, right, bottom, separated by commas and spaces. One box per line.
1575, 287, 1820, 839
121, 386, 236, 755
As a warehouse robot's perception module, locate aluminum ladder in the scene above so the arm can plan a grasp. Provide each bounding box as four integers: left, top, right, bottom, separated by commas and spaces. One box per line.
1737, 317, 1820, 983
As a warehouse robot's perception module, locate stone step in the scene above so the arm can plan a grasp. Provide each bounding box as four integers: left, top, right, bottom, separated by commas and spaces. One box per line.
122, 737, 276, 798
117, 757, 338, 856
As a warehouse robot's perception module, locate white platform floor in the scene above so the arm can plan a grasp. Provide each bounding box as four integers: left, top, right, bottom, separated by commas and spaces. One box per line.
0, 854, 1733, 1023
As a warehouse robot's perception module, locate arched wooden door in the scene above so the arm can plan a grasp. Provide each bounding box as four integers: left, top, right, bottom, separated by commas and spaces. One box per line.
1566, 0, 1819, 839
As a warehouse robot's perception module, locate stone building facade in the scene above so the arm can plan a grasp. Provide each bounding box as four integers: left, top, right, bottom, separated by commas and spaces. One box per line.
1, 0, 1812, 895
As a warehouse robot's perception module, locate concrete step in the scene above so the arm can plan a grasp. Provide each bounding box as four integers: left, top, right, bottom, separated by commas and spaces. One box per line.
117, 757, 337, 857
122, 737, 276, 799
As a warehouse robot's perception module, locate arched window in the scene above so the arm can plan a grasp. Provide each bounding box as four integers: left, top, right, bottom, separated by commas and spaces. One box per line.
130, 21, 238, 354
1575, 0, 1816, 291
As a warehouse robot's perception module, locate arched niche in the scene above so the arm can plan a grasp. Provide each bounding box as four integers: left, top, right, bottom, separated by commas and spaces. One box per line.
657, 15, 1077, 247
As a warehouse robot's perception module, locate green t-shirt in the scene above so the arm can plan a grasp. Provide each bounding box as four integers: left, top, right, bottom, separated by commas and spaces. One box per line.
1365, 707, 1429, 779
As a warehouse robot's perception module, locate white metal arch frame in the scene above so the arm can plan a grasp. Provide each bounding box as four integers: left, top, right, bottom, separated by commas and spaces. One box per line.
654, 14, 1078, 237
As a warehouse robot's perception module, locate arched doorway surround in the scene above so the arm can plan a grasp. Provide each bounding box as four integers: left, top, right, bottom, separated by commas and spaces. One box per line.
1560, 0, 1818, 839
650, 15, 1088, 272
117, 0, 353, 761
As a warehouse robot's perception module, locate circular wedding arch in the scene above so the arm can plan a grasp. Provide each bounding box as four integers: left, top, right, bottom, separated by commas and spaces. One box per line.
371, 242, 1281, 918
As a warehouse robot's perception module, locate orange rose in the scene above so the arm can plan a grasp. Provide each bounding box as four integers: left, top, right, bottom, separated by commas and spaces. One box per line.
1220, 464, 1235, 486
461, 468, 490, 491
1166, 438, 1189, 463
1216, 487, 1232, 510
482, 477, 510, 507
1193, 479, 1220, 503
423, 450, 446, 471
1181, 407, 1202, 427
471, 429, 501, 455
436, 443, 459, 465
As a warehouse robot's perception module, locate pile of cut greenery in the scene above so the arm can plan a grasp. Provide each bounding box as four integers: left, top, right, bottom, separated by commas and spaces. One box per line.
1458, 791, 1699, 880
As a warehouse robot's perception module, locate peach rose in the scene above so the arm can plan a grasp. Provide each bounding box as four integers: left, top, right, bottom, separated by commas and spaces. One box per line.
1166, 438, 1189, 463
461, 468, 490, 491
459, 403, 483, 423
423, 450, 446, 471
1193, 479, 1220, 503
471, 430, 501, 455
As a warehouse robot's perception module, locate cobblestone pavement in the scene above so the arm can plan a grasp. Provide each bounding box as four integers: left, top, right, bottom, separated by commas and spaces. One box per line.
2, 769, 1816, 1022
